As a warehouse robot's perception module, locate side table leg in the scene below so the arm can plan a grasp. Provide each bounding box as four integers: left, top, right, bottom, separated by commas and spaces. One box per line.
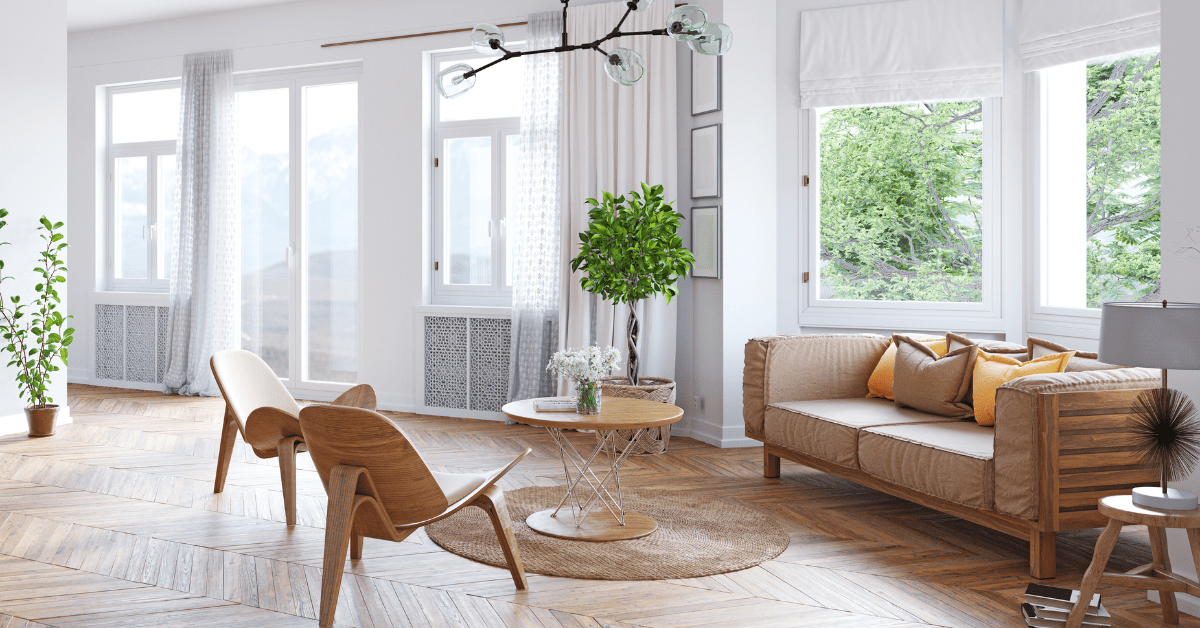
1150, 525, 1181, 624
1067, 519, 1123, 628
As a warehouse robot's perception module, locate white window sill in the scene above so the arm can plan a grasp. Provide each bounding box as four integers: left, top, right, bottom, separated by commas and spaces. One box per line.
416, 304, 512, 318
90, 291, 171, 307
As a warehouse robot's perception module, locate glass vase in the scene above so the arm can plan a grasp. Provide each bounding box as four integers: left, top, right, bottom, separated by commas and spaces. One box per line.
576, 381, 602, 415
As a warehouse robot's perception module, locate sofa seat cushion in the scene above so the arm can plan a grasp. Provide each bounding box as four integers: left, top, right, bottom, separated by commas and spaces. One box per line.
859, 422, 995, 510
764, 398, 960, 469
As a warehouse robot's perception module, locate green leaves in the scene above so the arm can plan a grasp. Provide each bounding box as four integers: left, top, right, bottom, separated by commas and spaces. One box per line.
569, 184, 694, 307
0, 214, 71, 407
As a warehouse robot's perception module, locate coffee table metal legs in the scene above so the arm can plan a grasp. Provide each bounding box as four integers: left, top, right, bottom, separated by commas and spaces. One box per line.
527, 427, 658, 542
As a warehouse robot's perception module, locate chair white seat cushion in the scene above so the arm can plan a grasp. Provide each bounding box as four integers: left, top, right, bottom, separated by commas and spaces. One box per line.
431, 470, 487, 505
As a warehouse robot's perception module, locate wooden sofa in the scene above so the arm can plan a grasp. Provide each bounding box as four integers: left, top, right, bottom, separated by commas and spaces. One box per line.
743, 333, 1161, 579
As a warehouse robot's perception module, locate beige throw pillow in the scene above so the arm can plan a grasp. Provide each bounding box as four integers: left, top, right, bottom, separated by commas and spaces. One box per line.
892, 334, 978, 418
1027, 336, 1121, 372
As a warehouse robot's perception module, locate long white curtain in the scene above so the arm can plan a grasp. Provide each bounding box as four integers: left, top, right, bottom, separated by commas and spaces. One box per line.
508, 11, 564, 403
560, 0, 678, 384
163, 50, 238, 397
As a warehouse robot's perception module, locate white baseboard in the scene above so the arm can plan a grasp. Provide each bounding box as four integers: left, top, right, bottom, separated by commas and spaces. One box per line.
1149, 591, 1200, 620
673, 415, 761, 449
376, 393, 415, 414
0, 406, 72, 437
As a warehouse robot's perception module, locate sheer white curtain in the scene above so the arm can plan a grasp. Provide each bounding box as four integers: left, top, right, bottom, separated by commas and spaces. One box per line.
163, 50, 238, 397
560, 0, 678, 383
508, 11, 564, 403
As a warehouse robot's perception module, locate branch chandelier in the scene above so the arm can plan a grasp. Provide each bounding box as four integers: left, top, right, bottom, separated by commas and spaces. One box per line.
436, 0, 733, 99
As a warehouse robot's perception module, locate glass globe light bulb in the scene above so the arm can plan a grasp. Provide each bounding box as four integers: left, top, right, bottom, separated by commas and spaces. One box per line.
688, 21, 733, 55
470, 23, 505, 56
666, 5, 707, 41
437, 63, 477, 99
604, 48, 646, 87
629, 0, 656, 11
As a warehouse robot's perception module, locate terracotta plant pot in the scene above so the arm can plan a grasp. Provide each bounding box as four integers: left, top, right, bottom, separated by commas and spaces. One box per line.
598, 376, 677, 454
25, 405, 58, 437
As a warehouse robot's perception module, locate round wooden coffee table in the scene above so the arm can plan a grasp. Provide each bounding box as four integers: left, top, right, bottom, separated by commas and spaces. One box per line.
502, 396, 683, 542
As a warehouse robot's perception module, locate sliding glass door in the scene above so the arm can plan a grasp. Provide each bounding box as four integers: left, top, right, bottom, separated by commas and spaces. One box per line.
235, 68, 360, 389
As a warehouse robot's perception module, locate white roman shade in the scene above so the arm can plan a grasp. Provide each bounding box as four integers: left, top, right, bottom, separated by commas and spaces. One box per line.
1021, 0, 1160, 71
799, 0, 1002, 109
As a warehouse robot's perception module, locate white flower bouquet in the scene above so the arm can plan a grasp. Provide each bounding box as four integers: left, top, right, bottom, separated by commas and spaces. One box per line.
547, 346, 621, 414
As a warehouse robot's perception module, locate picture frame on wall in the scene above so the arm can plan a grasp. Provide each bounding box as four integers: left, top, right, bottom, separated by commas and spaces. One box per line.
691, 206, 721, 278
692, 54, 721, 115
691, 124, 720, 199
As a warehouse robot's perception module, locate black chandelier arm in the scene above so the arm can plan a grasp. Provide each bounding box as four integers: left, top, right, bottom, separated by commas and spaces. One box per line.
463, 23, 670, 80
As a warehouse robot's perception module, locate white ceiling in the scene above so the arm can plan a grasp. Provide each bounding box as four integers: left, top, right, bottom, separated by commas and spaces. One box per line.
67, 0, 310, 33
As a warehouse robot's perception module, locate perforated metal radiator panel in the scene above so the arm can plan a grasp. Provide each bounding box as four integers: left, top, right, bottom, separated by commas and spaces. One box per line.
423, 316, 511, 412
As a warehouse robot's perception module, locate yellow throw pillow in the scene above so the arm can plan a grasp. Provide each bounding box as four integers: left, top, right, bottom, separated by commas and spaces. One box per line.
867, 337, 948, 400
972, 350, 1074, 426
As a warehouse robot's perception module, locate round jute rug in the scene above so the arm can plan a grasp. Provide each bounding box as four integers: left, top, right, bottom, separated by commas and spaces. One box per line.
425, 486, 790, 580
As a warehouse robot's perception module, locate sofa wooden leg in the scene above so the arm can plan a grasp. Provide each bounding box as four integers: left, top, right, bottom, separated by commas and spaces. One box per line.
764, 449, 781, 478
1030, 529, 1056, 579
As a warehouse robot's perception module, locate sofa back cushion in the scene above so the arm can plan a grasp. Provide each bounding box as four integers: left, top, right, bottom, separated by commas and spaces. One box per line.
892, 334, 978, 418
1028, 336, 1122, 372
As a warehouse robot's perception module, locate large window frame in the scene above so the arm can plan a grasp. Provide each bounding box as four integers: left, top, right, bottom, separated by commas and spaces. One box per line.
234, 63, 363, 392
798, 98, 1004, 331
430, 48, 522, 307
1026, 50, 1161, 340
105, 82, 180, 293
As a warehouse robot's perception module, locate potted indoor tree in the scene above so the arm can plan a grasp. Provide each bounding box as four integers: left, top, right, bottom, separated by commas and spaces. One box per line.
570, 183, 693, 453
0, 211, 73, 437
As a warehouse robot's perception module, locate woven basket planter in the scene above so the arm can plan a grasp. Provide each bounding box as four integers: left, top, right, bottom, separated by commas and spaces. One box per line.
598, 376, 677, 454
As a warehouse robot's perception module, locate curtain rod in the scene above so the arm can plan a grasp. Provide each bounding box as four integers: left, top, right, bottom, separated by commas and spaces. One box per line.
320, 4, 686, 48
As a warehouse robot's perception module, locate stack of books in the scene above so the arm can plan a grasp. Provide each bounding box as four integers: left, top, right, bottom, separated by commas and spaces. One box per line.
1021, 584, 1110, 627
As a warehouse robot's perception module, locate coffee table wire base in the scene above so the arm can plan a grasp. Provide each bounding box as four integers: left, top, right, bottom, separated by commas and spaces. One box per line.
545, 426, 649, 528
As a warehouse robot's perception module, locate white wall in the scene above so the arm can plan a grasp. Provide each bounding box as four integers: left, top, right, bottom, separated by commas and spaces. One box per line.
1156, 0, 1200, 616
66, 0, 574, 410
0, 0, 72, 434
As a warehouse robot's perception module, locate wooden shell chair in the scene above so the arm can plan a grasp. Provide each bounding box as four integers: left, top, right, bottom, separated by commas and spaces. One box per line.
297, 404, 529, 627
210, 349, 377, 526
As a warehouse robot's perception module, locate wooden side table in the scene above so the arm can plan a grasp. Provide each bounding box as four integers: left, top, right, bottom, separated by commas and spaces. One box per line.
1067, 495, 1200, 627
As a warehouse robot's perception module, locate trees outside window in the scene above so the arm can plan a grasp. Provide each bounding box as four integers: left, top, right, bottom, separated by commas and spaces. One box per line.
817, 100, 985, 303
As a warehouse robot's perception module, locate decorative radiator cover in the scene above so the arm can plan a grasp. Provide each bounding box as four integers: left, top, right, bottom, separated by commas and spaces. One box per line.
95, 304, 170, 385
423, 315, 511, 412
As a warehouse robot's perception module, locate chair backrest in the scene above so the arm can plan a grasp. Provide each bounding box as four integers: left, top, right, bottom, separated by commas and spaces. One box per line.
298, 404, 450, 525
210, 350, 302, 429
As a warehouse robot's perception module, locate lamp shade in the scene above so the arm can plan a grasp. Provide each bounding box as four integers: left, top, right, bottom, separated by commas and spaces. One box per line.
1098, 302, 1200, 370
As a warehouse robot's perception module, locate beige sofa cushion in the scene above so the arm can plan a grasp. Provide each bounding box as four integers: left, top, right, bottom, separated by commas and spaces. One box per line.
764, 398, 958, 469
859, 422, 995, 510
992, 367, 1160, 520
892, 335, 977, 418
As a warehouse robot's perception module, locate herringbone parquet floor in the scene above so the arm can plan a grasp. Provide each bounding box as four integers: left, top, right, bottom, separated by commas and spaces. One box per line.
0, 384, 1188, 628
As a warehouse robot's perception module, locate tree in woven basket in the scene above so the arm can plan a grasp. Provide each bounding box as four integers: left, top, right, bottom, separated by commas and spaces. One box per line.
570, 184, 693, 385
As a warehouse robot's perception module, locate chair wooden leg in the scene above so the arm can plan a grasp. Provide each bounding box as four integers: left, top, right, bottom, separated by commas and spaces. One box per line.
1149, 525, 1180, 624
214, 410, 239, 493
764, 448, 781, 479
318, 467, 360, 628
278, 436, 302, 526
350, 533, 363, 560
1030, 529, 1057, 579
475, 485, 527, 590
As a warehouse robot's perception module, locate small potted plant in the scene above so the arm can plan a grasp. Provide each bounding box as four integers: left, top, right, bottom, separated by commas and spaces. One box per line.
569, 184, 693, 452
546, 346, 621, 414
0, 211, 73, 437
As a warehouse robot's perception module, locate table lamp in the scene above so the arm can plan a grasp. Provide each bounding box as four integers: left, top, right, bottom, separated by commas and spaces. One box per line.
1099, 301, 1200, 510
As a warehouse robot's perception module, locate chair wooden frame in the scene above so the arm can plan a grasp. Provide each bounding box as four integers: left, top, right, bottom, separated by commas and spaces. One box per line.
211, 351, 377, 526
298, 404, 529, 627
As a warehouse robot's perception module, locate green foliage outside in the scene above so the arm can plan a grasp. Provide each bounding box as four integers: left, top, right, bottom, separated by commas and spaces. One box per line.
819, 101, 985, 302
1085, 53, 1161, 307
0, 210, 74, 408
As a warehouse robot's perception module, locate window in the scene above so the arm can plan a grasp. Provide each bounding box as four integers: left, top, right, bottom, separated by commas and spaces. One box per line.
107, 84, 180, 291
810, 100, 996, 309
1036, 51, 1161, 311
431, 50, 524, 306
236, 66, 361, 387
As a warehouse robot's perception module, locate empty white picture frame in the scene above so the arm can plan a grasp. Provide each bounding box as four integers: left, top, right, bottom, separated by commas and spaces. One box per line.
691, 206, 720, 278
691, 124, 720, 199
692, 54, 721, 115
